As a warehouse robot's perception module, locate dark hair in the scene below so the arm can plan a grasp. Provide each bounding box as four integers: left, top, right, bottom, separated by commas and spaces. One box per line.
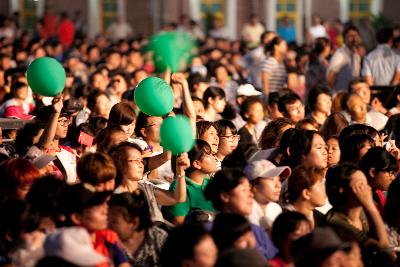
196, 120, 217, 139
215, 119, 237, 136
295, 118, 320, 130
239, 96, 263, 122
87, 91, 109, 115
205, 168, 245, 211
259, 118, 293, 149
326, 163, 359, 209
342, 24, 359, 38
15, 121, 45, 155
359, 147, 397, 179
309, 37, 330, 64
26, 175, 67, 220
10, 81, 27, 95
338, 124, 370, 147
108, 102, 136, 126
108, 191, 152, 231
383, 179, 400, 232
160, 224, 210, 267
96, 125, 125, 154
211, 213, 252, 252
376, 27, 393, 44
287, 165, 325, 203
203, 86, 225, 108
89, 116, 108, 135
348, 77, 368, 92
307, 86, 331, 112
35, 257, 79, 267
134, 112, 151, 138
319, 112, 349, 141
271, 211, 309, 249
188, 72, 208, 92
278, 93, 302, 114
339, 133, 375, 163
77, 152, 116, 186
268, 92, 281, 105
265, 36, 285, 56
284, 129, 319, 168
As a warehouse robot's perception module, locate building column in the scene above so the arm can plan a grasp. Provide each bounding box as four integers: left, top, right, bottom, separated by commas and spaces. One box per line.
9, 0, 18, 14
189, 0, 201, 21
117, 0, 126, 21
266, 0, 277, 31
226, 0, 237, 39
296, 0, 303, 44
88, 0, 101, 38
304, 0, 312, 29
371, 0, 382, 16
37, 0, 45, 18
339, 0, 349, 22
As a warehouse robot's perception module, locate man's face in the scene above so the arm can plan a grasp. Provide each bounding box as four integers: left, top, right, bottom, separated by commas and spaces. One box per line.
345, 30, 361, 48
352, 82, 371, 104
285, 100, 305, 123
347, 94, 367, 122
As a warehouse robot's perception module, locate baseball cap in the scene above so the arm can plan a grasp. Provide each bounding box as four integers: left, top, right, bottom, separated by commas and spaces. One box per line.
244, 160, 291, 181
237, 84, 261, 97
44, 227, 108, 266
24, 146, 56, 169
291, 227, 351, 265
60, 183, 111, 216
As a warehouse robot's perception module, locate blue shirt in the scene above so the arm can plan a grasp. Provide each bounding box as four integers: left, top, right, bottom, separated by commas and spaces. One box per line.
277, 25, 296, 43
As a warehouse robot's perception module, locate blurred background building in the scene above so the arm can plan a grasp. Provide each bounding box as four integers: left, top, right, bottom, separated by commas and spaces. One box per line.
0, 0, 399, 44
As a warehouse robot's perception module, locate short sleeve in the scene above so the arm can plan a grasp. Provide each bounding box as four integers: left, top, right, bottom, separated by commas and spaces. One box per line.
362, 56, 372, 76
328, 51, 346, 73
163, 181, 190, 218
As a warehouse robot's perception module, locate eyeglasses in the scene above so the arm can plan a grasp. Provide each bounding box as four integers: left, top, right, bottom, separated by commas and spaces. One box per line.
128, 159, 145, 165
287, 103, 304, 113
57, 119, 71, 126
220, 134, 240, 142
112, 79, 121, 83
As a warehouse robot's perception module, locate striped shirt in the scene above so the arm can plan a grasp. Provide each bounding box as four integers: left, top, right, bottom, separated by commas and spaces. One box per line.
261, 57, 287, 94
362, 44, 400, 85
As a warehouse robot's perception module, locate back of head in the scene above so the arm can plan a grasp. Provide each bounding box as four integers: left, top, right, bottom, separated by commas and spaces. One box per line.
77, 152, 116, 186
339, 133, 374, 163
271, 211, 309, 248
215, 248, 266, 267
376, 27, 393, 44
108, 101, 136, 126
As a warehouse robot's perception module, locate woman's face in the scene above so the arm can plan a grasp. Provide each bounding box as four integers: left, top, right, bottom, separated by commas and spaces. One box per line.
95, 94, 112, 118
55, 116, 70, 139
79, 203, 109, 232
217, 128, 238, 157
374, 169, 396, 191
200, 126, 219, 154
108, 208, 133, 241
253, 176, 282, 203
185, 235, 218, 267
304, 134, 328, 169
121, 121, 136, 139
124, 147, 144, 181
15, 86, 28, 100
327, 138, 340, 167
276, 40, 288, 56
316, 93, 332, 115
348, 170, 372, 205
245, 102, 264, 124
196, 152, 218, 174
223, 179, 254, 216
209, 96, 226, 113
307, 178, 327, 208
193, 100, 205, 118
112, 75, 128, 95
358, 141, 373, 159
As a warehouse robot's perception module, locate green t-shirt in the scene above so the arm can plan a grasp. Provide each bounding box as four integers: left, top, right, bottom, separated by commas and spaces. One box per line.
164, 177, 215, 219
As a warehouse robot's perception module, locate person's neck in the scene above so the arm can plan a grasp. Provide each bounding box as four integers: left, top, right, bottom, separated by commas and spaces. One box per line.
345, 206, 363, 230
312, 110, 328, 124
292, 200, 315, 227
218, 79, 227, 87
121, 178, 139, 191
254, 197, 269, 212
205, 107, 217, 120
274, 53, 283, 62
353, 116, 366, 124
123, 229, 146, 254
245, 122, 256, 133
215, 151, 226, 161
147, 140, 161, 152
189, 170, 206, 185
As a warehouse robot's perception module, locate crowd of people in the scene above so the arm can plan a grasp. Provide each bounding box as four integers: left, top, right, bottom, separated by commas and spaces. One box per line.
1, 8, 400, 267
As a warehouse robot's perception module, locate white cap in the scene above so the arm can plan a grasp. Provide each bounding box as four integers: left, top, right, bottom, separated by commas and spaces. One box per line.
237, 84, 261, 97
244, 160, 291, 181
44, 227, 108, 266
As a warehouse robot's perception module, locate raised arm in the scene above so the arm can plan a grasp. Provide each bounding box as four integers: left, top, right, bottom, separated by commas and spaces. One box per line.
38, 95, 63, 150
154, 153, 190, 205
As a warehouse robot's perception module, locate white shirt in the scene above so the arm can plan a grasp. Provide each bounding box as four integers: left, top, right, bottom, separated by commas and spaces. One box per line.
247, 199, 282, 230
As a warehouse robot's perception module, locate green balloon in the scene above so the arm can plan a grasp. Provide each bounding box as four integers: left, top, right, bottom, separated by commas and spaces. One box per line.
147, 31, 197, 73
27, 57, 66, 97
134, 77, 174, 116
160, 115, 195, 155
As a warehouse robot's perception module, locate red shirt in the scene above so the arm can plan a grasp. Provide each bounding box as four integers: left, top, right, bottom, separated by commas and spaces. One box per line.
58, 19, 75, 48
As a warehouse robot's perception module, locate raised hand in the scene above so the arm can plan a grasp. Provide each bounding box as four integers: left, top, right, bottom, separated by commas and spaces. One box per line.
176, 152, 190, 177
52, 94, 64, 114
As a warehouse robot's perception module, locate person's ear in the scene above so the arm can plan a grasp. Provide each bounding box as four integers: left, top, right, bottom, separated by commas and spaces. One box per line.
71, 213, 82, 225
192, 159, 202, 170
140, 127, 147, 138
208, 97, 214, 105
301, 189, 311, 200
369, 168, 377, 179
131, 217, 140, 231
220, 192, 230, 204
